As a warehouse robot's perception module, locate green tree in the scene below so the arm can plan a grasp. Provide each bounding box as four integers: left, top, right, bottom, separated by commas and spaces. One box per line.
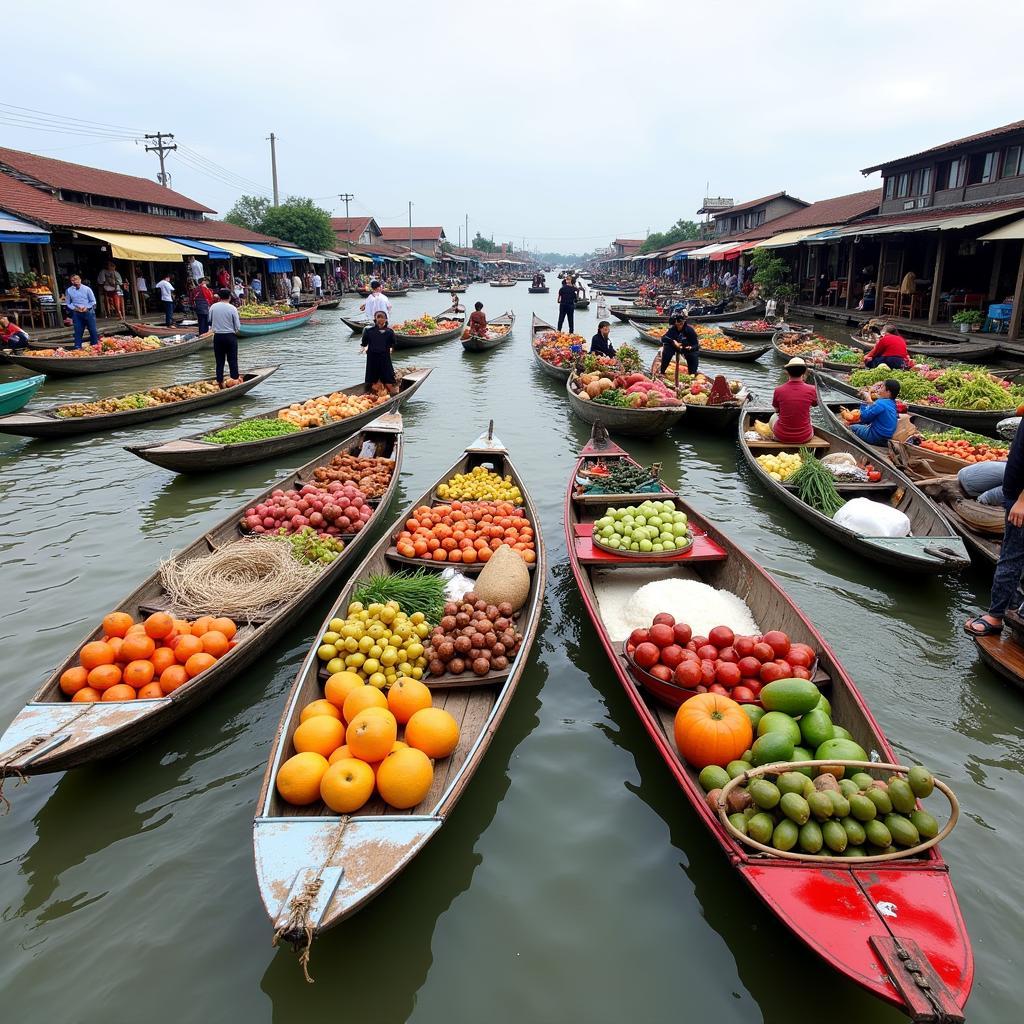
472, 233, 496, 253
750, 248, 797, 303
639, 219, 701, 253
224, 194, 271, 231
259, 197, 335, 252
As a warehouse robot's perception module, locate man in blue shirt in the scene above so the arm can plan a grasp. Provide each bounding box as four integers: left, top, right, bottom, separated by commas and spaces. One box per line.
851, 379, 900, 445
64, 274, 99, 349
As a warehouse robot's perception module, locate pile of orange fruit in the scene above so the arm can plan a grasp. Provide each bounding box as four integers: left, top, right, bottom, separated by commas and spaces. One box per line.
275, 671, 460, 813
393, 500, 536, 565
59, 610, 238, 703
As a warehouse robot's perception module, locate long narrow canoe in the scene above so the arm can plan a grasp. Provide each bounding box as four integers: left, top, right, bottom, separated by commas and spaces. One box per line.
566, 372, 686, 437
437, 285, 466, 293
315, 298, 340, 311
0, 366, 278, 439
391, 311, 465, 348
460, 312, 515, 352
773, 331, 866, 373
238, 304, 318, 336
0, 374, 45, 415
565, 429, 973, 1018
975, 610, 1024, 691
530, 314, 575, 381
254, 426, 545, 942
126, 367, 431, 473
121, 321, 200, 339
628, 320, 770, 362
488, 281, 516, 287
720, 322, 778, 340
527, 285, 549, 294
0, 415, 405, 778
812, 368, 1015, 433
2, 332, 212, 376
739, 410, 969, 572
847, 331, 999, 363
612, 302, 763, 325
575, 298, 590, 310
340, 315, 370, 334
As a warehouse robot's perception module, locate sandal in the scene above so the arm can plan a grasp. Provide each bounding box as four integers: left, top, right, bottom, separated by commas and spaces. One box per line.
964, 615, 1003, 637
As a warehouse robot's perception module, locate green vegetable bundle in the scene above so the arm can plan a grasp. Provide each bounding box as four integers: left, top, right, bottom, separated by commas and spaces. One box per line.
847, 368, 935, 402
790, 449, 847, 517
592, 388, 632, 407
203, 418, 300, 444
352, 569, 447, 623
617, 344, 642, 373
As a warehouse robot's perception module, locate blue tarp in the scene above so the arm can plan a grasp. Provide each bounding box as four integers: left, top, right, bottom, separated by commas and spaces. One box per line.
248, 242, 300, 260
166, 237, 232, 259
0, 212, 51, 245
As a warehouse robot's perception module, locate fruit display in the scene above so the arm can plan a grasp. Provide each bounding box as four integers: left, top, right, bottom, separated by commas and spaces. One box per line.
534, 329, 586, 368
393, 501, 536, 565
727, 319, 774, 333
31, 335, 163, 358
848, 366, 1024, 411
277, 384, 392, 429
423, 592, 524, 678
313, 602, 431, 684
203, 418, 300, 444
274, 526, 345, 565
392, 314, 459, 335
593, 500, 692, 554
661, 370, 744, 404
59, 610, 238, 703
579, 353, 621, 375
776, 333, 864, 365
572, 371, 682, 408
242, 482, 373, 538
239, 303, 292, 317
309, 451, 395, 497
700, 334, 748, 353
274, 671, 462, 812
55, 380, 227, 418
576, 459, 662, 495
914, 429, 1009, 463
755, 451, 802, 481
437, 465, 523, 503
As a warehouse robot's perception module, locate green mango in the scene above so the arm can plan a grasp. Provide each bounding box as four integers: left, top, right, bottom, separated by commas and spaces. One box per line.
909, 809, 939, 840
741, 704, 765, 731
827, 790, 851, 818
888, 779, 917, 815
822, 819, 848, 853
865, 786, 893, 815
747, 812, 775, 845
799, 709, 834, 750
908, 766, 934, 799
864, 819, 892, 848
850, 772, 875, 791
777, 772, 808, 796
759, 678, 821, 716
839, 778, 860, 799
727, 812, 749, 836
750, 732, 795, 767
885, 813, 920, 848
749, 779, 781, 810
726, 760, 752, 780
840, 845, 867, 858
798, 820, 823, 853
790, 746, 815, 777
807, 791, 834, 822
699, 765, 731, 793
780, 792, 810, 825
841, 817, 866, 846
831, 725, 852, 741
849, 793, 878, 822
756, 711, 802, 746
772, 819, 799, 852
814, 694, 832, 716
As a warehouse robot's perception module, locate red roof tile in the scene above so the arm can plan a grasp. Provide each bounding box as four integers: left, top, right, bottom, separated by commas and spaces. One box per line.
861, 120, 1024, 174
0, 146, 213, 213
712, 191, 809, 219
715, 189, 882, 242
379, 226, 444, 241
613, 238, 644, 246
843, 195, 1024, 231
331, 216, 379, 241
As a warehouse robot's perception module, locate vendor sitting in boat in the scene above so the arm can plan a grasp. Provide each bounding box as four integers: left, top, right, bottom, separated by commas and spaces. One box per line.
851, 379, 901, 445
0, 313, 30, 350
359, 310, 398, 393
770, 357, 817, 444
661, 312, 700, 374
862, 324, 910, 369
590, 320, 615, 357
468, 301, 488, 337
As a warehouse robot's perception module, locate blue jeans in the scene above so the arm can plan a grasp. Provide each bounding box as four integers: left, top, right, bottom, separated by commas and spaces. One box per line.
865, 355, 909, 369
959, 460, 1006, 506
990, 510, 1024, 617
71, 309, 99, 348
851, 422, 890, 446
162, 300, 175, 326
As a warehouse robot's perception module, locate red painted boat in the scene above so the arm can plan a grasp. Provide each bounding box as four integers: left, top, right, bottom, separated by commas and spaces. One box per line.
565, 428, 972, 1021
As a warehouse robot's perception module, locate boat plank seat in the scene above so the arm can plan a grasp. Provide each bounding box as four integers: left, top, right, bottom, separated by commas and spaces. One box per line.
745, 437, 830, 449
573, 523, 728, 565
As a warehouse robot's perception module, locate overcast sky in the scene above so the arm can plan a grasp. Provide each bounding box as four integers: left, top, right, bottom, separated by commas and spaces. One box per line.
4, 0, 1023, 254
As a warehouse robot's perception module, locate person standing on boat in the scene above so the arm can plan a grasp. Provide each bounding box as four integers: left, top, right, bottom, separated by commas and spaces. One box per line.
557, 277, 577, 332
311, 270, 323, 299
361, 281, 391, 321
360, 311, 397, 392
154, 273, 175, 326
660, 312, 700, 375
65, 274, 99, 348
290, 272, 302, 308
851, 379, 901, 445
190, 276, 215, 335
862, 324, 910, 369
590, 320, 616, 357
468, 301, 488, 337
770, 357, 817, 444
209, 289, 242, 388
187, 254, 204, 286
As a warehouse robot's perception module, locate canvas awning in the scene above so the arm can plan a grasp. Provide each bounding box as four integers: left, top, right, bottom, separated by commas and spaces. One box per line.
712, 240, 759, 261
0, 212, 50, 245
684, 241, 738, 259
76, 230, 205, 261
286, 247, 326, 263
837, 206, 1024, 237
166, 237, 232, 259
976, 217, 1024, 241
759, 227, 839, 249
409, 252, 435, 264
216, 240, 280, 259
247, 242, 300, 260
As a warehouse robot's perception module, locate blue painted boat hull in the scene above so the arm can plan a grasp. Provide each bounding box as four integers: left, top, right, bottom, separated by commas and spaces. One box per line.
237, 305, 318, 336
0, 374, 46, 414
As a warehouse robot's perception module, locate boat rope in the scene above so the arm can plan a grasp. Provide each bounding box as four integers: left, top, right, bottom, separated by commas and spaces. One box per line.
891, 936, 949, 1021
0, 736, 48, 812
271, 813, 351, 983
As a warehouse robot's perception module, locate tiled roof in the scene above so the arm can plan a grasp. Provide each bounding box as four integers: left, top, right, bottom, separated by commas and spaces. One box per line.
613, 238, 644, 246
379, 226, 444, 241
843, 195, 1024, 231
861, 120, 1024, 174
331, 216, 378, 241
717, 189, 882, 242
712, 191, 809, 219
0, 146, 213, 213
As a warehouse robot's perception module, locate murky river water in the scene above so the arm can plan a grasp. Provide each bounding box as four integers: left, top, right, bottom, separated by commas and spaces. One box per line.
0, 278, 1019, 1023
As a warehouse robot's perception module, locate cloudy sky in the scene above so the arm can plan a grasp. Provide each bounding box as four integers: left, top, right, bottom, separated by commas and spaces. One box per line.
4, 0, 1023, 253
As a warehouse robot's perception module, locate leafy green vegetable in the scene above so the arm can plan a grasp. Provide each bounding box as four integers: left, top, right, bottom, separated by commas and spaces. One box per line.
203, 418, 300, 444
789, 449, 847, 517
352, 569, 447, 623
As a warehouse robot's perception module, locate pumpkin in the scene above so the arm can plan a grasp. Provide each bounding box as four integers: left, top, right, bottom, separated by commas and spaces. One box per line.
674, 693, 753, 769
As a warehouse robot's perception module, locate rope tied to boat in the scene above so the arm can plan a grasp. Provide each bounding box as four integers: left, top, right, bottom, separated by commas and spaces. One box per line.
271, 813, 351, 983
0, 736, 48, 812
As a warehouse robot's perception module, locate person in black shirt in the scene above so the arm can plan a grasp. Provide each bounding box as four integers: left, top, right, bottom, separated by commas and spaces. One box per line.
590, 320, 615, 356
557, 278, 577, 332
660, 312, 699, 374
360, 311, 397, 390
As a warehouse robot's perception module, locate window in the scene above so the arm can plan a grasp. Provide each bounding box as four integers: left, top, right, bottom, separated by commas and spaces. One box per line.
967, 151, 998, 185
1002, 145, 1022, 179
885, 176, 895, 200
938, 158, 965, 190
755, 210, 765, 225
894, 173, 910, 198
909, 167, 932, 197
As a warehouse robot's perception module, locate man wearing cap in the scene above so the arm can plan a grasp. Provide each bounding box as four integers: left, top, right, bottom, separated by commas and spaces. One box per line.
771, 357, 818, 444
660, 312, 700, 375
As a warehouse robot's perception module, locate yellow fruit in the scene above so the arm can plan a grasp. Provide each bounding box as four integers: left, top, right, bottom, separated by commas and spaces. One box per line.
276, 752, 329, 805
347, 709, 398, 762
300, 699, 343, 723
376, 747, 434, 809
292, 715, 346, 757
406, 707, 460, 758
324, 671, 363, 709
343, 684, 388, 723
320, 758, 375, 813
388, 677, 433, 723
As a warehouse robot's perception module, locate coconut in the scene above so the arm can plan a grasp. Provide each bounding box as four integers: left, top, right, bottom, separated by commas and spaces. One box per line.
474, 544, 530, 611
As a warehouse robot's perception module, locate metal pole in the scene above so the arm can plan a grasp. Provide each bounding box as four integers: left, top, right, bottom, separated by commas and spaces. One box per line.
144, 132, 177, 186
268, 133, 279, 205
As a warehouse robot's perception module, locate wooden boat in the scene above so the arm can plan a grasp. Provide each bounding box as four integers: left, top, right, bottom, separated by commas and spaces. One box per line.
126, 368, 431, 473
527, 285, 549, 294
238, 304, 318, 337
689, 301, 764, 323
0, 374, 45, 415
575, 298, 590, 310
610, 305, 666, 324
628, 321, 769, 361
489, 280, 516, 287
460, 312, 515, 352
566, 372, 686, 438
121, 321, 200, 339
340, 315, 370, 334
357, 288, 407, 298
437, 285, 467, 293
391, 311, 465, 348
254, 425, 546, 941
0, 416, 405, 778
720, 322, 776, 340
772, 331, 866, 373
530, 314, 574, 382
975, 610, 1024, 691
812, 367, 1015, 433
647, 358, 750, 431
738, 411, 969, 572
0, 367, 278, 439
315, 298, 340, 311
2, 332, 212, 377
848, 331, 999, 363
564, 428, 973, 1019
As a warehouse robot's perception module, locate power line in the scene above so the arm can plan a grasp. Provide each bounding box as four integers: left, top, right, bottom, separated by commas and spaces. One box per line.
175, 144, 272, 195
0, 102, 144, 134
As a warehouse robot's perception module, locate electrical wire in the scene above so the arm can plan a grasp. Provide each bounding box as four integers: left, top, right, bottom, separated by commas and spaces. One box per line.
0, 102, 145, 134
176, 144, 272, 195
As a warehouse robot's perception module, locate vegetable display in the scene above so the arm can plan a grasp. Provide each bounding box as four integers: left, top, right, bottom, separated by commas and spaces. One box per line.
577, 460, 661, 494
776, 333, 865, 365
393, 501, 536, 564
31, 335, 163, 358
239, 303, 292, 318
727, 319, 774, 333
423, 592, 524, 678
55, 379, 229, 418
392, 314, 459, 336
203, 418, 300, 444
789, 450, 847, 517
915, 430, 1009, 463
275, 526, 345, 565
277, 384, 392, 429
242, 482, 373, 538
593, 499, 692, 554
848, 366, 1024, 411
573, 371, 682, 408
437, 466, 523, 503
352, 569, 448, 624
310, 451, 395, 497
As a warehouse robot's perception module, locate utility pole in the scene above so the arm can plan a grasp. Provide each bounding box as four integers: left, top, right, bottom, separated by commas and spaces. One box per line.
338, 193, 354, 224
408, 200, 413, 251
267, 133, 279, 205
465, 214, 469, 250
144, 132, 176, 187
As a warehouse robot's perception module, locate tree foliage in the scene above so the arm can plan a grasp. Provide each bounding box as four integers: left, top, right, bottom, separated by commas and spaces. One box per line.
224, 195, 271, 231
750, 247, 797, 302
472, 233, 497, 253
639, 219, 701, 253
259, 197, 336, 252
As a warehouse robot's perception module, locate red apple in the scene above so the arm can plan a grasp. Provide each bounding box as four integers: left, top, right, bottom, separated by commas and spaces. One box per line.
672, 622, 692, 646
752, 642, 775, 663
763, 630, 791, 658
634, 642, 660, 669
649, 623, 674, 648
716, 662, 742, 688
652, 612, 676, 627
660, 645, 685, 670
737, 656, 761, 678
708, 625, 735, 648
674, 661, 702, 688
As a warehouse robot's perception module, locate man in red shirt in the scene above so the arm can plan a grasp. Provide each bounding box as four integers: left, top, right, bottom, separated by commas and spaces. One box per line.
863, 324, 910, 369
771, 357, 817, 443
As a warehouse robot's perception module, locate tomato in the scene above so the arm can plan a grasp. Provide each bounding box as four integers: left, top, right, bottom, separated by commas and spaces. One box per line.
787, 647, 813, 669
672, 623, 693, 646
708, 625, 735, 649
652, 612, 675, 627
649, 623, 675, 648
674, 661, 702, 688
634, 643, 660, 668
733, 636, 756, 658
629, 628, 650, 648
649, 664, 673, 682
789, 642, 816, 664
762, 631, 791, 657
759, 661, 787, 683
774, 660, 793, 678
715, 662, 741, 688
691, 636, 709, 651
743, 679, 763, 696
752, 642, 775, 663
696, 644, 719, 662
660, 644, 686, 670
791, 666, 812, 680
737, 656, 762, 678
732, 686, 756, 702
699, 660, 717, 686
717, 646, 738, 664
708, 683, 729, 696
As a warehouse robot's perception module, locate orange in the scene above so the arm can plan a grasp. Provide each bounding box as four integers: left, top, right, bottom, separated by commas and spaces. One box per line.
102, 612, 135, 638
190, 616, 214, 637
342, 684, 388, 723
173, 618, 191, 636
346, 710, 397, 762
324, 671, 363, 709
185, 652, 216, 678
328, 743, 353, 764
200, 630, 229, 658
123, 660, 155, 688
173, 634, 203, 664
120, 632, 156, 662
60, 666, 89, 696
405, 707, 460, 758
376, 747, 434, 809
126, 622, 147, 635
300, 699, 343, 723
151, 647, 177, 675
160, 664, 189, 693
72, 687, 101, 703
107, 637, 125, 662
87, 663, 122, 691
80, 640, 115, 670
144, 612, 174, 640
387, 677, 432, 724
292, 716, 346, 757
101, 683, 137, 702
137, 681, 165, 699
320, 758, 375, 813
211, 617, 237, 640
276, 752, 330, 805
